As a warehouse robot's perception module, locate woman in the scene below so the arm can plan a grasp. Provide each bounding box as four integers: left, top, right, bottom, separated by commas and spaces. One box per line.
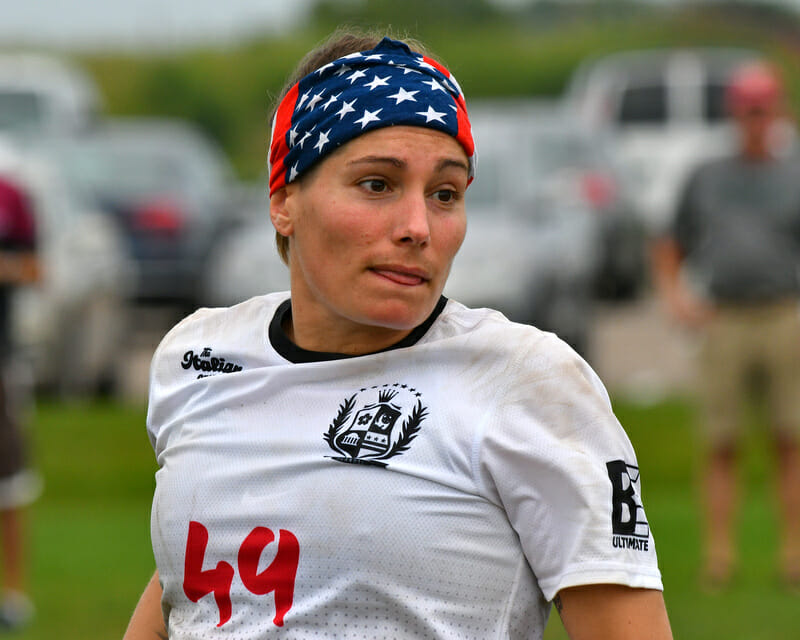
125, 30, 672, 639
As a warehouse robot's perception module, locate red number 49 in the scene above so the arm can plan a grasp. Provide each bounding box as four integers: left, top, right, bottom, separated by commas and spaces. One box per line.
183, 520, 300, 627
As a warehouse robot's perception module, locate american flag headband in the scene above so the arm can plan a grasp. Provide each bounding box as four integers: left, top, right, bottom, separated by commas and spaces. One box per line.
268, 37, 475, 197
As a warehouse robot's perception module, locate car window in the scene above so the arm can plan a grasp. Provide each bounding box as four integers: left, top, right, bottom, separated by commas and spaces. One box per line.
0, 91, 44, 133
617, 83, 668, 125
60, 133, 228, 203
529, 131, 597, 173
67, 148, 190, 199
467, 123, 599, 210
703, 81, 729, 122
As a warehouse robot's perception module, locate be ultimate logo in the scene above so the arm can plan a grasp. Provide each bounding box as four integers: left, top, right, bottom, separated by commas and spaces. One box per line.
606, 460, 650, 552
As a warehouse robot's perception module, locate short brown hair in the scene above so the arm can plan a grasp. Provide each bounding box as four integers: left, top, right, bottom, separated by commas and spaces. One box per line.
269, 28, 435, 265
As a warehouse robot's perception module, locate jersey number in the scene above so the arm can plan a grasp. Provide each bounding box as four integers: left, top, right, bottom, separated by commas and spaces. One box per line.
183, 520, 300, 627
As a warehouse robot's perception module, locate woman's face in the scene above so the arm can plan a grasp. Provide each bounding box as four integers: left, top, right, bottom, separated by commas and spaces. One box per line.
270, 125, 469, 353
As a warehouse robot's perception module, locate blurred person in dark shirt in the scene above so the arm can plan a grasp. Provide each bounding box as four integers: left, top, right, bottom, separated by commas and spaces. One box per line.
0, 141, 40, 629
652, 62, 800, 590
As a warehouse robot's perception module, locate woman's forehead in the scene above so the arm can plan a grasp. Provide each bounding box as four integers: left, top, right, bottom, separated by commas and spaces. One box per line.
334, 126, 468, 166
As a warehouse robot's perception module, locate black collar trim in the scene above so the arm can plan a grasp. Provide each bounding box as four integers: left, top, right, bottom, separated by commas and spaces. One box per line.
269, 296, 447, 363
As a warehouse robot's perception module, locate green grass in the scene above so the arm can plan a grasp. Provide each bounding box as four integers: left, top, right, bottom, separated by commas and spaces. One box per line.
546, 397, 800, 640
15, 400, 156, 639
5, 395, 799, 638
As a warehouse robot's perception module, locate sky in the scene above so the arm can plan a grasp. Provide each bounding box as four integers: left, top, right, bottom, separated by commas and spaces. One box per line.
0, 0, 315, 50
1, 0, 797, 52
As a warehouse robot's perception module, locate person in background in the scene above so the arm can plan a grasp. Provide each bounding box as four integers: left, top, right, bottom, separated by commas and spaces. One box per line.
0, 139, 41, 629
652, 61, 800, 590
124, 29, 673, 639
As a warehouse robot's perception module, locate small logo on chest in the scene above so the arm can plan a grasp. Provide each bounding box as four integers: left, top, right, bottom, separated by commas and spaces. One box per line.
324, 384, 427, 467
181, 347, 244, 378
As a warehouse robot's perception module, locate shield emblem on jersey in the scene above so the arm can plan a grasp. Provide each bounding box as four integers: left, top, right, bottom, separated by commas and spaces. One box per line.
324, 385, 427, 466
335, 402, 402, 458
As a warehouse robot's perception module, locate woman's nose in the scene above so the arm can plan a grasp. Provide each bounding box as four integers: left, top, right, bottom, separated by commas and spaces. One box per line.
395, 192, 431, 247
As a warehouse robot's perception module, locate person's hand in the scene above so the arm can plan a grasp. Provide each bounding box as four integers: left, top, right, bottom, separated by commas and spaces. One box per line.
0, 252, 40, 284
664, 288, 715, 328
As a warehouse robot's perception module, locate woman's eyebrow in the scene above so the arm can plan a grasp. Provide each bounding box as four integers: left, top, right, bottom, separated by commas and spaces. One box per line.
347, 156, 469, 174
347, 156, 404, 168
436, 158, 469, 174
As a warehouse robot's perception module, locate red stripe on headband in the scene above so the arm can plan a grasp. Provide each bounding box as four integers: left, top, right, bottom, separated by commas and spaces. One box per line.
454, 94, 474, 158
422, 55, 451, 79
269, 83, 299, 194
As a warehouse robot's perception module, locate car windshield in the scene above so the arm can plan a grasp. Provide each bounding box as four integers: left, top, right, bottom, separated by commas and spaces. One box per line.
59, 130, 230, 204
69, 147, 193, 198
0, 90, 44, 133
528, 130, 599, 172
617, 83, 668, 125
467, 124, 601, 210
704, 81, 730, 122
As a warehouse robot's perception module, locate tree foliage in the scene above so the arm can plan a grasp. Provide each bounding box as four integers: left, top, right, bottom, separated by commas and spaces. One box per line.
75, 2, 800, 180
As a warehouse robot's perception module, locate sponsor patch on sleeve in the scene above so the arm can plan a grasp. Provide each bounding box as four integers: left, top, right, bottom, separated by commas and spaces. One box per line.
606, 460, 650, 551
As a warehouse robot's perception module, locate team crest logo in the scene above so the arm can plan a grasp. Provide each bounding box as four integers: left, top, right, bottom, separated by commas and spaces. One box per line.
324, 384, 427, 467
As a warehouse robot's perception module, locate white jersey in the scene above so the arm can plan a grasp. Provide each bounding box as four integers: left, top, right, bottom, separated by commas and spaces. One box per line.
147, 293, 662, 639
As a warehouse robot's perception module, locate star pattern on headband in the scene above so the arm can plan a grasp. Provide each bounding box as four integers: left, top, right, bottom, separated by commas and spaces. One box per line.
286, 64, 459, 153
336, 99, 357, 120
270, 37, 475, 196
417, 105, 447, 124
322, 92, 341, 110
355, 108, 382, 129
347, 69, 366, 84
388, 87, 418, 104
365, 74, 391, 91
313, 129, 331, 152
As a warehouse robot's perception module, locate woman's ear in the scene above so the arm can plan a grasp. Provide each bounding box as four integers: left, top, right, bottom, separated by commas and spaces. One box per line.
269, 186, 294, 237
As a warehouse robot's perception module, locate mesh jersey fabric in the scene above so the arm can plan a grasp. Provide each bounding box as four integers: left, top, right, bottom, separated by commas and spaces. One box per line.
146, 293, 662, 639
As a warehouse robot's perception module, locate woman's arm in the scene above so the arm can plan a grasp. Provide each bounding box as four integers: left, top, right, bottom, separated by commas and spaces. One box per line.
123, 571, 167, 640
555, 584, 673, 640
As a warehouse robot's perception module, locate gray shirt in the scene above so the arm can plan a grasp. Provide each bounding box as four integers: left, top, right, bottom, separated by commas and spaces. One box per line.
673, 154, 800, 302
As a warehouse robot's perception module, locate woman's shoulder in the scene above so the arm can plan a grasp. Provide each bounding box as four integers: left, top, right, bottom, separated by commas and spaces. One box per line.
154, 292, 288, 361
436, 298, 608, 397
436, 299, 569, 352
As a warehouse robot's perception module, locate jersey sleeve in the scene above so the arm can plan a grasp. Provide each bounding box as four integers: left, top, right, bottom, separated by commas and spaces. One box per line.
145, 310, 210, 458
477, 333, 663, 602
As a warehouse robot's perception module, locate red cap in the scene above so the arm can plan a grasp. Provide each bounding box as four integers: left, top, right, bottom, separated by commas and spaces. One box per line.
726, 63, 782, 113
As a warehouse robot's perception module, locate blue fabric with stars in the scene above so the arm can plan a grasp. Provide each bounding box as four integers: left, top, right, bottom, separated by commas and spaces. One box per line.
269, 37, 474, 195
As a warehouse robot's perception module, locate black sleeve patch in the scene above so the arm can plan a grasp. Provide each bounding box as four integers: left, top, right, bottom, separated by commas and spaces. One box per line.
606, 460, 650, 551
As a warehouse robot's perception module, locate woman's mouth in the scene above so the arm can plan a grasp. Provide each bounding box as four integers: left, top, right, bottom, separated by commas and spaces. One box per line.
370, 266, 430, 286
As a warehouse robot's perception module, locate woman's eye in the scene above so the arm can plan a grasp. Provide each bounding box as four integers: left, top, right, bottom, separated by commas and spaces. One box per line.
361, 179, 387, 193
433, 189, 458, 203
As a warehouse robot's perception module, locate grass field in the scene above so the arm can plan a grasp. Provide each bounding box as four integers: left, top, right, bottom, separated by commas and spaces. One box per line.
6, 395, 799, 639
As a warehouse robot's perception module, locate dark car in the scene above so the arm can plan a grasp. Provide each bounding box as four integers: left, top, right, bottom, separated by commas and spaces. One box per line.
531, 119, 646, 301
0, 53, 102, 140
47, 117, 239, 309
443, 101, 604, 357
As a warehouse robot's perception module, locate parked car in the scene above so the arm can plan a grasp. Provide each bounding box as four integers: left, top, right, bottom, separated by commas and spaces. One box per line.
562, 47, 771, 232
0, 52, 101, 140
44, 117, 241, 310
522, 109, 645, 300
444, 100, 604, 356
0, 136, 131, 395
202, 185, 290, 308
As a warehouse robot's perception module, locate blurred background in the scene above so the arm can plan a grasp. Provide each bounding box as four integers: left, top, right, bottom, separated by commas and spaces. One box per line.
1, 0, 798, 638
